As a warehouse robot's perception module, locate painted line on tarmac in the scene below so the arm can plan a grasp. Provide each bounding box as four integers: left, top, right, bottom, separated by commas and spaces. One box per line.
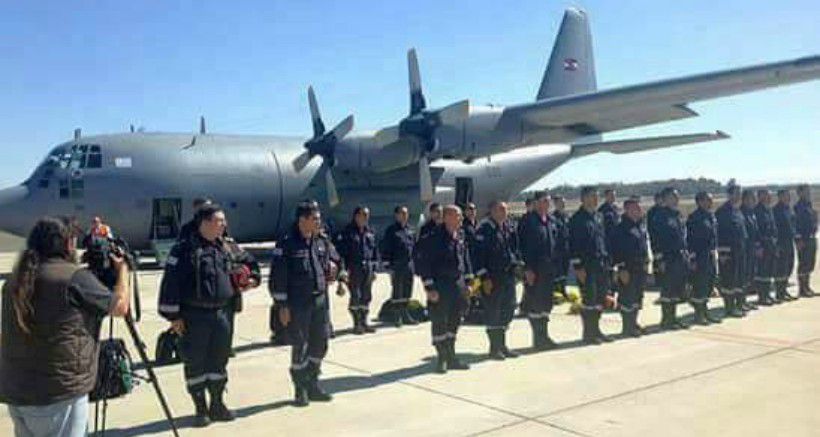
322, 358, 592, 437
534, 336, 820, 421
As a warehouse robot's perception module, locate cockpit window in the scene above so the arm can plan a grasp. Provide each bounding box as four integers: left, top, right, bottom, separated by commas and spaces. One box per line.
45, 144, 103, 171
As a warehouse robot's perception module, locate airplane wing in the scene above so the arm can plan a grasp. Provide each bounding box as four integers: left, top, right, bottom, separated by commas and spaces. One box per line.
570, 131, 729, 158
499, 56, 820, 135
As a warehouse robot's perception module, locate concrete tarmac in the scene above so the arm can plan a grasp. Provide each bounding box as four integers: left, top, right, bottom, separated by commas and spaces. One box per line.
0, 250, 818, 436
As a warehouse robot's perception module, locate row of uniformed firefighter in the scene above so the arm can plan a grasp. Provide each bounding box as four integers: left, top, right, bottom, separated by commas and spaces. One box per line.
157, 183, 817, 422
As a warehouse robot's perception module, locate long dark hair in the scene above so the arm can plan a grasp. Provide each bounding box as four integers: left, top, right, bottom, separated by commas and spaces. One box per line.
9, 217, 77, 335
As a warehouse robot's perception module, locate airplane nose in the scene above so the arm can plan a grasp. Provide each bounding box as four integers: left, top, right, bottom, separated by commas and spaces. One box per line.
0, 185, 30, 235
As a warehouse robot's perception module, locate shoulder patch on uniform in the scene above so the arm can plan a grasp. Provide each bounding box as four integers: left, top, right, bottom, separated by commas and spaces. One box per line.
272, 248, 283, 256
166, 255, 178, 266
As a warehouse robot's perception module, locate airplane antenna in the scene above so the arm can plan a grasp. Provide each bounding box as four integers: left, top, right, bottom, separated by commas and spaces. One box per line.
73, 128, 82, 141
199, 116, 206, 135
130, 124, 135, 133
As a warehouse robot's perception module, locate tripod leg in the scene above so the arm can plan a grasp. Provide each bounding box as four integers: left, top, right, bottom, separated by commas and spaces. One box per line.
125, 314, 180, 437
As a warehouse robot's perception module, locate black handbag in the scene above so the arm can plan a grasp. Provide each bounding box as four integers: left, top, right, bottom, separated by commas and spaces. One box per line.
154, 329, 182, 366
90, 339, 134, 402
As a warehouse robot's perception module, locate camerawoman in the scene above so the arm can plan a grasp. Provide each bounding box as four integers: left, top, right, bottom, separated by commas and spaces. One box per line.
0, 217, 131, 436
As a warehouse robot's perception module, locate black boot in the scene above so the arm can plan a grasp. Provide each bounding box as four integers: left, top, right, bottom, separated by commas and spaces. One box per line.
734, 291, 747, 317
191, 391, 211, 427
692, 304, 709, 325
306, 363, 332, 402
799, 276, 816, 298
722, 295, 738, 318
351, 310, 365, 335
362, 310, 376, 333
542, 321, 558, 349
208, 383, 235, 422
621, 311, 641, 337
582, 310, 601, 344
446, 339, 470, 370
742, 291, 758, 311
594, 311, 614, 342
487, 330, 506, 360
660, 303, 677, 330
670, 304, 689, 329
434, 343, 448, 374
290, 368, 310, 407
499, 329, 519, 358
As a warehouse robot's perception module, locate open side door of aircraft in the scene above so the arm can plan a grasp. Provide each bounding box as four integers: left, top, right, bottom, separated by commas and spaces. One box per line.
150, 198, 181, 266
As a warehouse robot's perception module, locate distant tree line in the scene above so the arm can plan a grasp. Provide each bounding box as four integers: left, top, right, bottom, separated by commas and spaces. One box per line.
516, 178, 818, 201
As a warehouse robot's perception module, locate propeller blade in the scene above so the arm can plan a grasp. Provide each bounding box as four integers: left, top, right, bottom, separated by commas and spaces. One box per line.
419, 155, 434, 202
293, 151, 314, 172
325, 167, 340, 207
308, 86, 325, 137
408, 48, 426, 115
330, 114, 354, 140
374, 125, 401, 146
435, 99, 470, 126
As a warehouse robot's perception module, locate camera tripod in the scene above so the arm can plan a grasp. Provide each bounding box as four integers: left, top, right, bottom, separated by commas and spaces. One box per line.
93, 270, 179, 436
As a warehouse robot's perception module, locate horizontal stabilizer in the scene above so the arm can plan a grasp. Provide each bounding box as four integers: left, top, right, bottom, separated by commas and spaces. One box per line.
570, 131, 729, 158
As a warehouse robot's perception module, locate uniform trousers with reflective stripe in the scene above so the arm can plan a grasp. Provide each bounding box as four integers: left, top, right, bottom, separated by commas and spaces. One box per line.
618, 264, 646, 311
482, 274, 517, 332
718, 249, 745, 297
288, 293, 330, 374
180, 306, 232, 394
755, 245, 777, 292
348, 269, 374, 312
523, 268, 555, 320
428, 280, 467, 345
390, 268, 414, 306
797, 238, 817, 278
774, 243, 795, 288
690, 255, 716, 303
579, 261, 608, 309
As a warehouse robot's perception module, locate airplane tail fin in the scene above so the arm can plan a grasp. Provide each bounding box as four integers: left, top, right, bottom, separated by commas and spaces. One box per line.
536, 8, 597, 100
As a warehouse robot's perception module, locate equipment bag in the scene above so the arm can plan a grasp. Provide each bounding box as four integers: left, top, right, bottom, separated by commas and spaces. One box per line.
154, 329, 182, 366
90, 338, 134, 402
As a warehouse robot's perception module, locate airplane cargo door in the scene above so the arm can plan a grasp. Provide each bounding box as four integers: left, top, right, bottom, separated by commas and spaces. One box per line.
151, 198, 182, 239
150, 198, 181, 265
455, 177, 474, 207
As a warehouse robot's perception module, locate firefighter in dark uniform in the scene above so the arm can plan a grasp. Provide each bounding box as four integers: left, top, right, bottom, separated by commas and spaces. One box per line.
773, 189, 797, 302
598, 189, 621, 295
335, 206, 379, 335
686, 191, 722, 325
415, 204, 473, 374
569, 186, 613, 344
418, 202, 443, 242
654, 187, 690, 329
475, 200, 522, 359
611, 198, 649, 336
270, 201, 340, 407
380, 205, 418, 326
552, 195, 571, 297
158, 204, 237, 426
647, 192, 664, 287
715, 184, 748, 317
754, 190, 778, 305
740, 189, 760, 312
794, 184, 818, 297
519, 191, 559, 350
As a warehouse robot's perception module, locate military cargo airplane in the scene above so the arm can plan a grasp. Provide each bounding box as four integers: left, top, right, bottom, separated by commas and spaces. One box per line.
0, 7, 818, 251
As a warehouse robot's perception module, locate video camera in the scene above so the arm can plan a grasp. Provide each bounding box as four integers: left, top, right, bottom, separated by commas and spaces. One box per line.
82, 236, 138, 287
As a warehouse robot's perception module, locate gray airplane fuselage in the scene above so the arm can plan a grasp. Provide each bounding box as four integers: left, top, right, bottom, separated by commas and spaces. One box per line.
0, 132, 572, 249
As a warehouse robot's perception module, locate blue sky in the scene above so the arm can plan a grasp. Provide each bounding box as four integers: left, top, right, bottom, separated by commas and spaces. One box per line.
1, 0, 818, 189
